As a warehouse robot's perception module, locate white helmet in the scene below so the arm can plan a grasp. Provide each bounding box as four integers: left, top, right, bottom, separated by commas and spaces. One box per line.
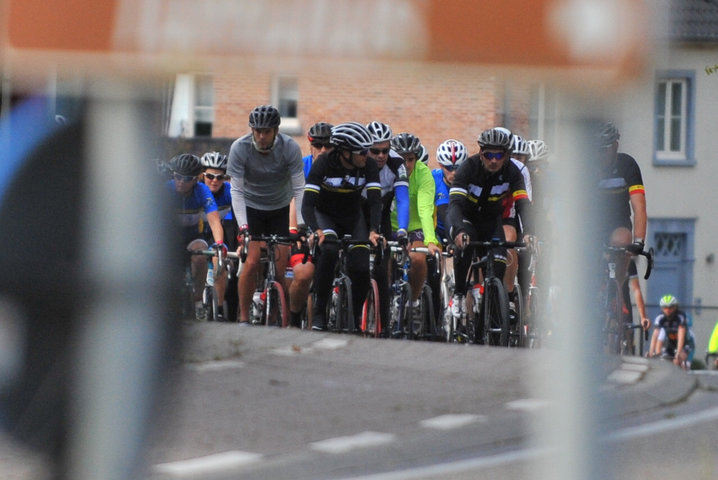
436, 139, 467, 168
528, 139, 549, 163
418, 144, 429, 165
200, 151, 228, 170
512, 135, 531, 156
366, 121, 393, 143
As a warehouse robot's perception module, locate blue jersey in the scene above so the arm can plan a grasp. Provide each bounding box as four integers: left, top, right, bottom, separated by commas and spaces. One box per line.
211, 182, 233, 221
302, 154, 314, 179
432, 168, 450, 237
167, 180, 218, 234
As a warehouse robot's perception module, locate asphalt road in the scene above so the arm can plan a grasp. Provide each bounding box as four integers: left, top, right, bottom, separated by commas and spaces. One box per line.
2, 323, 716, 480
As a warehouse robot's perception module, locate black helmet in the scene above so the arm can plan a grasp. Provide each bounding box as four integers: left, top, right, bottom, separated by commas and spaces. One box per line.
248, 105, 281, 129
330, 122, 374, 152
391, 133, 422, 156
170, 153, 202, 176
477, 127, 513, 150
307, 122, 334, 143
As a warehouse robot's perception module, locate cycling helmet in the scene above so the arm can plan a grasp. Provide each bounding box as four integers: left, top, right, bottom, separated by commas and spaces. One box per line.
659, 295, 679, 308
597, 121, 620, 147
330, 122, 374, 152
307, 122, 334, 143
436, 139, 468, 168
528, 139, 550, 162
170, 153, 202, 176
366, 121, 393, 143
391, 133, 422, 156
248, 105, 281, 129
418, 144, 429, 165
478, 127, 513, 150
512, 135, 531, 156
200, 151, 228, 171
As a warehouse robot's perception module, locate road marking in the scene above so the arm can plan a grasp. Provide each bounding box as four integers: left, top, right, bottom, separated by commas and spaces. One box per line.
505, 398, 552, 412
310, 431, 396, 454
312, 337, 349, 350
420, 414, 484, 430
271, 337, 349, 356
153, 450, 262, 477
606, 368, 642, 384
608, 404, 718, 441
185, 360, 245, 372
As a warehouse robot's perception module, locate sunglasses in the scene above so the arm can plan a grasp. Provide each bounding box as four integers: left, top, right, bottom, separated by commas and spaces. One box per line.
173, 173, 196, 182
204, 173, 227, 181
442, 165, 457, 172
369, 147, 390, 155
311, 142, 333, 149
482, 151, 506, 160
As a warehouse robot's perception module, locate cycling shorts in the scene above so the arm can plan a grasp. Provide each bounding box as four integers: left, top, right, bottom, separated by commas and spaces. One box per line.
246, 205, 290, 236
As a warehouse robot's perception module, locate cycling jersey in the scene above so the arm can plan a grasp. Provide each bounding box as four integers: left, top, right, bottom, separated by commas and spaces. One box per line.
392, 161, 438, 246
653, 309, 690, 353
302, 153, 314, 179
227, 132, 305, 226
598, 152, 645, 232
363, 152, 409, 236
447, 153, 531, 238
209, 181, 233, 221
431, 168, 450, 240
302, 150, 382, 233
167, 179, 218, 234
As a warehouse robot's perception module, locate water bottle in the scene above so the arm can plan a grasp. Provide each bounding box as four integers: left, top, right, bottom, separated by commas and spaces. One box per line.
206, 261, 215, 286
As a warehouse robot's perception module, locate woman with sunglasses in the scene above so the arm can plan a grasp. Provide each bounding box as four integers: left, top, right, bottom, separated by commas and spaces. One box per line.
200, 151, 235, 321
432, 139, 468, 243
446, 128, 533, 319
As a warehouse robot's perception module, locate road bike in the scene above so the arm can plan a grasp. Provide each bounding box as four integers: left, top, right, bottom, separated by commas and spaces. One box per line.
516, 237, 543, 348
360, 240, 385, 338
458, 237, 525, 347
241, 234, 291, 328
188, 246, 238, 322
601, 244, 653, 355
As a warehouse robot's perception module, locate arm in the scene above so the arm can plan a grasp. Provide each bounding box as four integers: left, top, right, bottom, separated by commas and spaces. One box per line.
394, 184, 409, 233
629, 192, 647, 241
290, 170, 305, 226
629, 276, 650, 330
675, 325, 686, 366
417, 168, 439, 250
206, 210, 224, 244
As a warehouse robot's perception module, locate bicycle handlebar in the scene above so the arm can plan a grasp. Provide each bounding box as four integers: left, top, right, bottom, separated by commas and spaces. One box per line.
604, 244, 654, 280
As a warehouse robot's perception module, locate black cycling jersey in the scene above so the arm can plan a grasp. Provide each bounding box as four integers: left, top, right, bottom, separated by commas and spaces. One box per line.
302, 150, 382, 233
598, 152, 645, 233
447, 153, 532, 238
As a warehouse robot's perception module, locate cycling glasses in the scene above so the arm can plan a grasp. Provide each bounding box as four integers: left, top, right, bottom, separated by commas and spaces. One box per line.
442, 164, 458, 172
204, 173, 227, 181
481, 151, 506, 160
173, 173, 196, 182
311, 142, 333, 149
369, 147, 390, 155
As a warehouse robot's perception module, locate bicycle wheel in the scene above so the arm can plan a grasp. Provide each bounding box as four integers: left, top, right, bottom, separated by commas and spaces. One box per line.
361, 279, 381, 338
508, 282, 523, 348
413, 284, 435, 340
482, 277, 510, 347
524, 286, 541, 348
202, 285, 220, 322
264, 280, 288, 328
603, 282, 621, 354
389, 282, 412, 338
329, 278, 353, 333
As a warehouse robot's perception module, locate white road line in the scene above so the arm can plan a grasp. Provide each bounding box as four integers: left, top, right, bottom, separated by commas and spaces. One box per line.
310, 431, 396, 454
312, 337, 349, 350
185, 360, 245, 372
152, 451, 262, 477
420, 414, 484, 430
505, 398, 553, 412
271, 338, 349, 356
607, 404, 718, 441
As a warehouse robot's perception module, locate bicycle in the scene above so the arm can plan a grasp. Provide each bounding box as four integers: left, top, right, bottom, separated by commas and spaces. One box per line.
458, 237, 525, 347
188, 246, 238, 322
601, 244, 653, 355
360, 239, 385, 338
241, 234, 291, 328
515, 237, 543, 348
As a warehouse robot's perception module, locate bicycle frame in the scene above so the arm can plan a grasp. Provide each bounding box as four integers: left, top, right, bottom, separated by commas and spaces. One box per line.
243, 234, 291, 327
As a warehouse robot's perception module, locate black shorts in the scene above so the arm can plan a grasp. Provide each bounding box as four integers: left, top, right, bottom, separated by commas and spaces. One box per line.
246, 205, 290, 237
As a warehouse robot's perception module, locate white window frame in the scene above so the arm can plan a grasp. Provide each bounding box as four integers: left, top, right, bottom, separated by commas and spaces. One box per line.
272, 75, 301, 135
167, 73, 214, 138
654, 71, 694, 166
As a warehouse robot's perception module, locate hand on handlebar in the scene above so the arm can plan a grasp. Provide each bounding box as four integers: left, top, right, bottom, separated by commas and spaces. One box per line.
369, 230, 382, 247
454, 232, 469, 250
210, 241, 227, 258
626, 239, 645, 255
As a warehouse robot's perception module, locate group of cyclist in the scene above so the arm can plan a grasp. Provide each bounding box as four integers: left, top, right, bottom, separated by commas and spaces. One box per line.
163, 104, 694, 363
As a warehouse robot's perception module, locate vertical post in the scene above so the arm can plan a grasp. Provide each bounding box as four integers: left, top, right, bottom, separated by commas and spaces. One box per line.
68, 81, 172, 480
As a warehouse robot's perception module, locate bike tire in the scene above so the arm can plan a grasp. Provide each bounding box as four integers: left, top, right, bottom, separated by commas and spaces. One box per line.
524, 287, 541, 349
202, 285, 220, 322
482, 277, 510, 347
603, 282, 621, 355
361, 279, 381, 338
440, 275, 453, 343
329, 278, 353, 333
509, 282, 524, 348
264, 280, 288, 328
416, 284, 435, 340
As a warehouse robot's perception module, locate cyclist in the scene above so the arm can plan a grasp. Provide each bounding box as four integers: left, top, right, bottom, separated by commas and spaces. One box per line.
302, 122, 382, 331
596, 121, 647, 255
648, 295, 693, 369
390, 133, 440, 318
433, 139, 468, 242
500, 132, 533, 322
286, 122, 334, 327
168, 153, 226, 320
228, 105, 305, 325
447, 127, 532, 318
365, 121, 410, 330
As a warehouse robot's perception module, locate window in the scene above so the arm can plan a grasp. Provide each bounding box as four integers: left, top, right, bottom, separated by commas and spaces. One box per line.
654, 71, 694, 165
273, 75, 301, 135
167, 73, 214, 138
528, 83, 557, 148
